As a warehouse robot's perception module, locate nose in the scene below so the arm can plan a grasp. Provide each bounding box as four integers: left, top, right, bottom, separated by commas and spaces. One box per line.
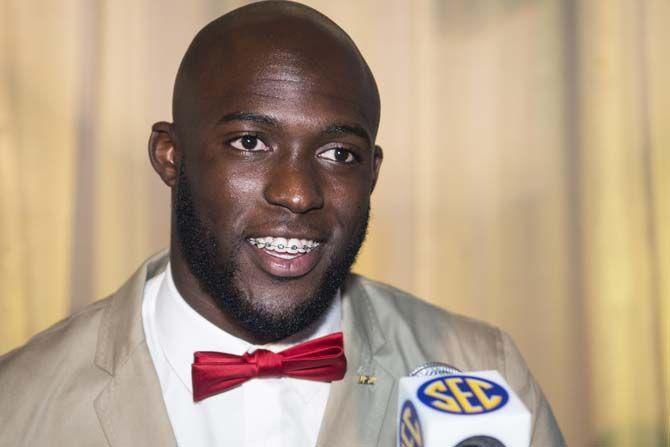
263, 154, 324, 214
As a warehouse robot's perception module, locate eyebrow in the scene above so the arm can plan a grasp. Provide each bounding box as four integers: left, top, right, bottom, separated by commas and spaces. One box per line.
323, 123, 371, 145
217, 112, 279, 127
218, 112, 371, 144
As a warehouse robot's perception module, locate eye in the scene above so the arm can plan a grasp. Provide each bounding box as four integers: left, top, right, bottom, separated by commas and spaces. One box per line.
319, 147, 356, 163
229, 135, 270, 152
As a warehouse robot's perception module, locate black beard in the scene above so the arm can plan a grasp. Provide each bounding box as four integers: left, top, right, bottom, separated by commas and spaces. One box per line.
174, 163, 369, 342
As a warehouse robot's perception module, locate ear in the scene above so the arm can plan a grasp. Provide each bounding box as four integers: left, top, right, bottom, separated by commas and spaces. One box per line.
148, 121, 179, 187
370, 144, 383, 193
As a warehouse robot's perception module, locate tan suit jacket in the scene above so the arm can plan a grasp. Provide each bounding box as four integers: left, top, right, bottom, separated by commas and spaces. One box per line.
0, 252, 565, 446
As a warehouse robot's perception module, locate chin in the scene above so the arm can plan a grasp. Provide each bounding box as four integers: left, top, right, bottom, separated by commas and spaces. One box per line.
240, 277, 309, 303
215, 254, 341, 341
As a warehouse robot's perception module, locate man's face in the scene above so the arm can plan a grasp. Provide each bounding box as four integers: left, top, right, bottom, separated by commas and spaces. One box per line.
172, 44, 382, 341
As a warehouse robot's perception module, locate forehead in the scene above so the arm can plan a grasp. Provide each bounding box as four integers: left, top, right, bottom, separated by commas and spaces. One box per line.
182, 32, 377, 133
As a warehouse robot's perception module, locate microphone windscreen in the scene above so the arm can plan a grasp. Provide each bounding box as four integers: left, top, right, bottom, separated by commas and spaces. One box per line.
397, 370, 531, 447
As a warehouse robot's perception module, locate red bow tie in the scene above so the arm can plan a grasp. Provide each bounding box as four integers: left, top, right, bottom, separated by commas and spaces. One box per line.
191, 332, 347, 402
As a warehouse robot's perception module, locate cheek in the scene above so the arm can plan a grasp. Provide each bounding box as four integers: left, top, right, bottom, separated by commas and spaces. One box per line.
193, 163, 266, 231
326, 180, 372, 228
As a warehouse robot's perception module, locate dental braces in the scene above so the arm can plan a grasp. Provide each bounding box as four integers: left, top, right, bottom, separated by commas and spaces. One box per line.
248, 238, 320, 253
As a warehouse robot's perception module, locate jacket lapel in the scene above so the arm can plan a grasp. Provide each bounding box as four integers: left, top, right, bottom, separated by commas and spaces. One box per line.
93, 251, 177, 446
316, 275, 396, 447
94, 341, 176, 445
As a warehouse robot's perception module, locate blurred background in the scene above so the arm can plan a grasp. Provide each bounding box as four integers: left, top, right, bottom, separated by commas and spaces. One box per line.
1, 0, 668, 445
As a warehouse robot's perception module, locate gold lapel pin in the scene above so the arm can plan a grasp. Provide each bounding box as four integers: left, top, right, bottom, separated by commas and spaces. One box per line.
357, 375, 376, 385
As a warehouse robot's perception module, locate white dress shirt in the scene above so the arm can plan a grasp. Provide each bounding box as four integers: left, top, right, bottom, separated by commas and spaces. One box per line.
142, 264, 342, 447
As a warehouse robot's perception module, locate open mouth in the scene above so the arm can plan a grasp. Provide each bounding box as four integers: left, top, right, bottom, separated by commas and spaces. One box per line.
246, 236, 324, 278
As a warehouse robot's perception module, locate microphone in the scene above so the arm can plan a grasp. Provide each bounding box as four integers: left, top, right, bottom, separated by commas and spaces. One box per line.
398, 370, 531, 447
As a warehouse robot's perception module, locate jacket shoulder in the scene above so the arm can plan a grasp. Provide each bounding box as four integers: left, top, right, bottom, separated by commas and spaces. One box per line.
0, 297, 113, 427
0, 296, 111, 369
351, 274, 504, 371
356, 275, 500, 330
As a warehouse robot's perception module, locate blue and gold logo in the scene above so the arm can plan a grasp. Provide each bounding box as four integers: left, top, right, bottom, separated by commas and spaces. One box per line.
398, 400, 423, 447
417, 375, 508, 414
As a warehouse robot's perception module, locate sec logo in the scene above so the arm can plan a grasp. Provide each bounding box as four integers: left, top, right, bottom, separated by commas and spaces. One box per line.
398, 400, 423, 447
417, 375, 509, 414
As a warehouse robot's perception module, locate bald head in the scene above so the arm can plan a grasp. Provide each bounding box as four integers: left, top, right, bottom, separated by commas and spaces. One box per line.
173, 1, 380, 143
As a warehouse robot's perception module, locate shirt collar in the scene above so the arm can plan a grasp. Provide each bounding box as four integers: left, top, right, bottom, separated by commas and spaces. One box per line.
154, 263, 342, 392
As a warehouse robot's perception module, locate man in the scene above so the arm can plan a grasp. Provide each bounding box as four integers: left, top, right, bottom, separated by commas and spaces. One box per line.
0, 1, 564, 446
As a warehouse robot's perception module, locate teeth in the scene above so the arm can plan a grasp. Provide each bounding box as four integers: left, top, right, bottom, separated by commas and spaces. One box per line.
274, 237, 288, 253
247, 236, 320, 253
287, 238, 300, 254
